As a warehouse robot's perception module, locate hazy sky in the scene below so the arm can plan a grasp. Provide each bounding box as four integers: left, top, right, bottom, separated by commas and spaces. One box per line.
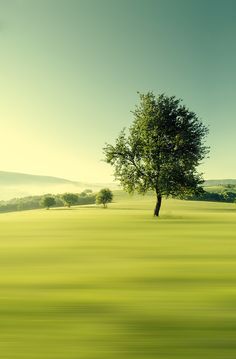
0, 0, 235, 182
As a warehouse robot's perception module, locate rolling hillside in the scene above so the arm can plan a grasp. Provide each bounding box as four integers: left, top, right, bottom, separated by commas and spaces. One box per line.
0, 171, 118, 200
0, 171, 78, 186
0, 171, 235, 201
204, 179, 236, 186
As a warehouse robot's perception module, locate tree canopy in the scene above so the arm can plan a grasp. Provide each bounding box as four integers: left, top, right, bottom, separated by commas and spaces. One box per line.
96, 188, 113, 208
104, 92, 209, 216
61, 193, 79, 208
40, 195, 56, 210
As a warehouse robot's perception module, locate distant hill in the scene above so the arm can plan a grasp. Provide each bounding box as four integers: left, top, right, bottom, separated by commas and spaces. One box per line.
2, 171, 234, 201
204, 179, 236, 186
0, 171, 118, 200
0, 171, 77, 186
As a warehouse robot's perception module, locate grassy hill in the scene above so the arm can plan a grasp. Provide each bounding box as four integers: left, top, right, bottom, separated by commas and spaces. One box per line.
205, 185, 236, 193
204, 179, 236, 186
0, 193, 236, 358
0, 171, 77, 185
0, 171, 118, 200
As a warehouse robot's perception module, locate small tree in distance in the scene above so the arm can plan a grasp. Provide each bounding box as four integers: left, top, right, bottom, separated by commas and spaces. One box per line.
61, 193, 79, 208
40, 195, 56, 210
104, 92, 209, 217
96, 188, 113, 208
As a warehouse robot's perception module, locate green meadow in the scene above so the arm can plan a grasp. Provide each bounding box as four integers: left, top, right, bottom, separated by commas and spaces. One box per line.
1, 192, 236, 359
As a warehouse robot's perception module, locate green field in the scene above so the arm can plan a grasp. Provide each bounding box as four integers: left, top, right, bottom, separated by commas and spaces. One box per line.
1, 192, 236, 359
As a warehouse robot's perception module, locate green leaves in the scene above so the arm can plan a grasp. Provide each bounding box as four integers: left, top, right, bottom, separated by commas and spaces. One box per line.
40, 195, 56, 209
96, 188, 113, 208
104, 92, 209, 213
61, 193, 79, 207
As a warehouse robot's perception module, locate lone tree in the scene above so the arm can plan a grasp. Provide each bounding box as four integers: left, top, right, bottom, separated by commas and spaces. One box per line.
61, 193, 78, 208
104, 92, 209, 216
40, 195, 56, 210
96, 188, 113, 208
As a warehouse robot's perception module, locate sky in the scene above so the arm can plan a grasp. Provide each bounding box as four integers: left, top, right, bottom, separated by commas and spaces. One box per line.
0, 0, 236, 182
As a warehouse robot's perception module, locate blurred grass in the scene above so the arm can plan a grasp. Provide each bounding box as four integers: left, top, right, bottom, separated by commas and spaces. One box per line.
0, 191, 236, 358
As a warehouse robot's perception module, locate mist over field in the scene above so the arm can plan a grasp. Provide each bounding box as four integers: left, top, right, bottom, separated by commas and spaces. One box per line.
0, 171, 118, 200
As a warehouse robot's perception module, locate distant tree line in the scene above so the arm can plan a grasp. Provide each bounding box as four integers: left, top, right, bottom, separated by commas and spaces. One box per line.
182, 188, 236, 203
0, 190, 96, 213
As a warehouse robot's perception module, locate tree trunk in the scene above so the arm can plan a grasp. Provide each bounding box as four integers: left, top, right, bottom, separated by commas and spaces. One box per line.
154, 194, 162, 217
